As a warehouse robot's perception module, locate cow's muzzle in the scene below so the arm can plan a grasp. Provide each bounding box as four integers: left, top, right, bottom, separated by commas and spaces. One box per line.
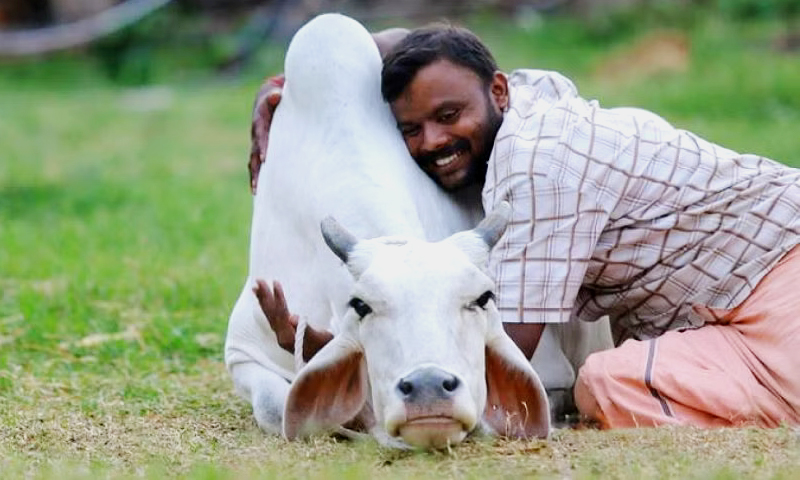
391, 366, 473, 449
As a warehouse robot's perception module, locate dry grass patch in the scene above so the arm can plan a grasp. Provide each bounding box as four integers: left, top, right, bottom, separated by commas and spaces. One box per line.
3, 10, 800, 480
2, 363, 800, 479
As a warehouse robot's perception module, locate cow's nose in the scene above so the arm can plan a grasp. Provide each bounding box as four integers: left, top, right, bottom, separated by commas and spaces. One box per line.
396, 366, 461, 402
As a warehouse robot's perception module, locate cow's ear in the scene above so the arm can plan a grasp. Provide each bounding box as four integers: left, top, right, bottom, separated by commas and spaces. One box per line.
483, 329, 550, 439
283, 334, 368, 440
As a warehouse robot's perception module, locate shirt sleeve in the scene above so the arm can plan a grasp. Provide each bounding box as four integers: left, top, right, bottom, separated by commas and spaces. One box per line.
483, 84, 617, 324
487, 171, 610, 324
507, 69, 579, 104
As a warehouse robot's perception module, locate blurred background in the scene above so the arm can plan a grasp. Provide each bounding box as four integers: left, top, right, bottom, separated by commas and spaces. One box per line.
1, 0, 798, 85
0, 1, 799, 391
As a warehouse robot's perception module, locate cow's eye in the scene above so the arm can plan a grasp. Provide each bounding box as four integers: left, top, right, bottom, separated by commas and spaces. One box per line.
348, 297, 372, 318
470, 291, 495, 310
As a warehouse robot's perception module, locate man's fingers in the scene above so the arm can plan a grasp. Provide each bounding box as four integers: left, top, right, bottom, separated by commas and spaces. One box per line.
249, 152, 262, 195
253, 279, 275, 308
252, 278, 296, 354
273, 281, 290, 316
266, 90, 282, 113
253, 280, 282, 325
252, 279, 266, 302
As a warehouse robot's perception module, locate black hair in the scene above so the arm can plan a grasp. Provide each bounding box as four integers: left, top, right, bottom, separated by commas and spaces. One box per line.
381, 24, 498, 103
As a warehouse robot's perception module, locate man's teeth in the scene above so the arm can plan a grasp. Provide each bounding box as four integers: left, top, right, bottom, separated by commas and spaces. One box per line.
435, 153, 459, 167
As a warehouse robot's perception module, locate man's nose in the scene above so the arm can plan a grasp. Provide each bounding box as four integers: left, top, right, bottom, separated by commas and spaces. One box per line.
421, 122, 449, 153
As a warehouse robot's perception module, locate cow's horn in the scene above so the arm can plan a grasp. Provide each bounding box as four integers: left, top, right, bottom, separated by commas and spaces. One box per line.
473, 201, 511, 249
321, 216, 358, 263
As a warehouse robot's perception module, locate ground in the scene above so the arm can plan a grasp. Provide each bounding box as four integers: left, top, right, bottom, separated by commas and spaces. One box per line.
1, 8, 800, 479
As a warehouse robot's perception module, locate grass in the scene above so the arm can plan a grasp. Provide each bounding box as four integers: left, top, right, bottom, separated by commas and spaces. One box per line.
1, 7, 800, 479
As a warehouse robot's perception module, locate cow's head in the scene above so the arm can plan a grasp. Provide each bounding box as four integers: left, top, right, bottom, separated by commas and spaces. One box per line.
282, 203, 550, 448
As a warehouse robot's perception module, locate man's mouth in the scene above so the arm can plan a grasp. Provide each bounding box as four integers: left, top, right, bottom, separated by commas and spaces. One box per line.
434, 151, 461, 168
417, 139, 471, 170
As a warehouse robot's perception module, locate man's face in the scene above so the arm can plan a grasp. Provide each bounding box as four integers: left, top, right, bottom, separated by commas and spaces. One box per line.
389, 59, 508, 191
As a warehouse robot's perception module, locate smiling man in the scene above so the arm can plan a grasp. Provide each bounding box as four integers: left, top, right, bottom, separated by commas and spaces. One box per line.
380, 24, 800, 429
377, 27, 547, 361
251, 23, 800, 430
383, 36, 504, 191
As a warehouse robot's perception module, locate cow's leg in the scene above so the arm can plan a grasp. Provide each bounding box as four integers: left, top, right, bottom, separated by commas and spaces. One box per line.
530, 324, 576, 423
530, 320, 614, 425
227, 284, 297, 435
559, 316, 613, 372
231, 361, 291, 435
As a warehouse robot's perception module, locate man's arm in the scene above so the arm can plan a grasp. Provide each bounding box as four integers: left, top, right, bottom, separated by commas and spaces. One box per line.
253, 279, 333, 362
249, 74, 284, 194
503, 323, 545, 359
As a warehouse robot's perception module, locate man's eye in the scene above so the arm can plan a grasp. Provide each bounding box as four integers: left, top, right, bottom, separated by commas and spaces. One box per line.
400, 125, 420, 137
469, 291, 495, 310
348, 297, 373, 318
438, 109, 459, 123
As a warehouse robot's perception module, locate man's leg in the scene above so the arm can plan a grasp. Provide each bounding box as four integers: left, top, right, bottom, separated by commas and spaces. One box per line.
574, 326, 794, 428
576, 245, 800, 429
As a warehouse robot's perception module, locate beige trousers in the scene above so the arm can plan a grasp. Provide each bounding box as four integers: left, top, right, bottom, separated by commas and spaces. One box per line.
576, 245, 800, 428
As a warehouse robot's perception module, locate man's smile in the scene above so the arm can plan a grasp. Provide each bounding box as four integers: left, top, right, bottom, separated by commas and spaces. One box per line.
416, 137, 472, 172
428, 147, 470, 182
434, 151, 461, 167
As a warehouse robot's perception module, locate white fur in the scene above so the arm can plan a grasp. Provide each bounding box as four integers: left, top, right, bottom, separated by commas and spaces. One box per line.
283, 214, 551, 447
350, 235, 495, 443
224, 13, 611, 442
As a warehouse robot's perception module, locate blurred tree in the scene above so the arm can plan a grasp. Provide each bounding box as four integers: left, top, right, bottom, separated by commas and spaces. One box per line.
714, 0, 800, 50
715, 0, 798, 19
0, 0, 174, 56
0, 0, 52, 27
50, 0, 116, 22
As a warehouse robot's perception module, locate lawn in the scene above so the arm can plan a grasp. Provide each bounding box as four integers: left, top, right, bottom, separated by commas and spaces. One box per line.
2, 7, 800, 479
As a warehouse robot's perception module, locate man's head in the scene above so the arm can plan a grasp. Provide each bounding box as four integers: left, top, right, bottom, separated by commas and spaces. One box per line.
381, 25, 508, 191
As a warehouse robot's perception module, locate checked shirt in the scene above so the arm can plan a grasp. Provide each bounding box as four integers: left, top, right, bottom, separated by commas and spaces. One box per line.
483, 69, 800, 340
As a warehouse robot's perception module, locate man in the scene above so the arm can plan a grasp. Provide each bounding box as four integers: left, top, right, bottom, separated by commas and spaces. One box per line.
251, 24, 800, 429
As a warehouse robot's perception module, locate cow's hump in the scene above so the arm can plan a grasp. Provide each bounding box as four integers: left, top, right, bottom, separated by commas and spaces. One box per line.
284, 14, 383, 111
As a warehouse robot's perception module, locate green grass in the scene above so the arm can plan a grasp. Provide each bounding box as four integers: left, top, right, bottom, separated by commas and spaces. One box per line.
473, 13, 800, 163
2, 8, 800, 479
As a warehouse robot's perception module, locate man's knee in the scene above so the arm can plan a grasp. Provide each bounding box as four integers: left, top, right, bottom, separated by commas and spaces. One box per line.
574, 352, 607, 423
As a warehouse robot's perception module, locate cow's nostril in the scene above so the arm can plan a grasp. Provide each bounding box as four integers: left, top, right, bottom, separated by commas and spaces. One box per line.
398, 379, 413, 396
397, 367, 461, 401
442, 376, 459, 392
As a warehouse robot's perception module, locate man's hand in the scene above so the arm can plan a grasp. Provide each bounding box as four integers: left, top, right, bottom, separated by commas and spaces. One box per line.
253, 279, 297, 352
249, 74, 285, 195
252, 279, 333, 362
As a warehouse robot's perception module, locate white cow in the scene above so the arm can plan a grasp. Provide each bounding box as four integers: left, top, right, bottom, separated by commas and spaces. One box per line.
224, 13, 610, 447
285, 205, 552, 448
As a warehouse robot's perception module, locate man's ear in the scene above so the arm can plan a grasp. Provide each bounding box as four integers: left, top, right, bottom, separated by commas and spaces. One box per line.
490, 71, 509, 112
